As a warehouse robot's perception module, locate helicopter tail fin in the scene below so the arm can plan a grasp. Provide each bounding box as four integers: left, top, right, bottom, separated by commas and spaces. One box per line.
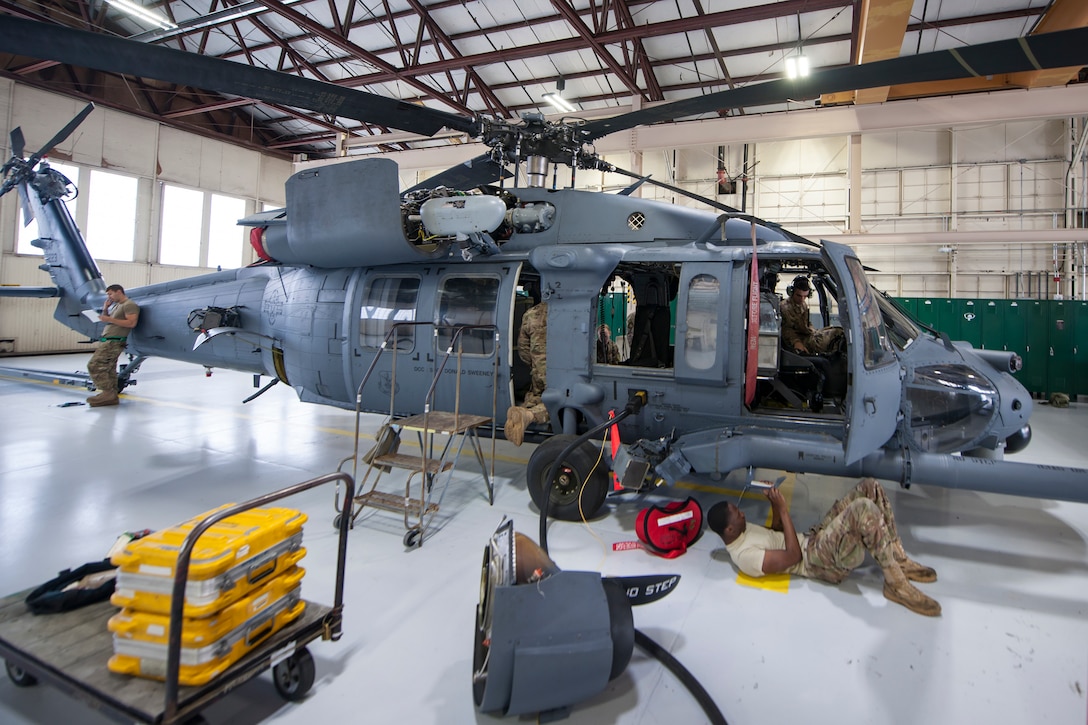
0, 167, 107, 338
0, 106, 105, 337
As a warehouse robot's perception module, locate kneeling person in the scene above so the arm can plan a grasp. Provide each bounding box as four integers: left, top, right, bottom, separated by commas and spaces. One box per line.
707, 478, 940, 617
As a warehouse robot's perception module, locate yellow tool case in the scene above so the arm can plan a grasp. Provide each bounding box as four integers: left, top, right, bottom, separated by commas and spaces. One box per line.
110, 505, 307, 618
107, 566, 306, 686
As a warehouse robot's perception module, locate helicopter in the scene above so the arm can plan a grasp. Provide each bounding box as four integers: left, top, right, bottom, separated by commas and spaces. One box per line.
2, 16, 1088, 526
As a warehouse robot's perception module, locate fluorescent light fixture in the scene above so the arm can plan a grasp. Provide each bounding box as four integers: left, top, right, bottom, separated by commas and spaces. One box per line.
785, 54, 810, 79
107, 0, 178, 30
542, 92, 577, 114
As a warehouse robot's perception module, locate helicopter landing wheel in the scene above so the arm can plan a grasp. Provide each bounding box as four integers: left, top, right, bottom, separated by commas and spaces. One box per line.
526, 435, 609, 522
403, 527, 423, 548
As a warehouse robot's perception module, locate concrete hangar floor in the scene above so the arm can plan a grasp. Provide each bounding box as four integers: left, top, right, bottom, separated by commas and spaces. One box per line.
0, 353, 1085, 725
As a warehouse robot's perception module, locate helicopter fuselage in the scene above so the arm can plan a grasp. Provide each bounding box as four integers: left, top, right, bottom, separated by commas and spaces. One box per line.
24, 157, 1088, 506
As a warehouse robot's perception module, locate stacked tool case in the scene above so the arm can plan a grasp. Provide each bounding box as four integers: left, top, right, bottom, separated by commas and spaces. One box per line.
106, 505, 308, 685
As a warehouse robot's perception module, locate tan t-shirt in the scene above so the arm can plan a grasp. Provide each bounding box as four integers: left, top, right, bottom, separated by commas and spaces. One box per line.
724, 524, 810, 578
103, 299, 139, 338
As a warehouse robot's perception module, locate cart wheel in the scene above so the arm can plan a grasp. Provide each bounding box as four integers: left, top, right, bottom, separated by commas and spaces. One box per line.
4, 660, 38, 687
403, 527, 422, 548
272, 647, 315, 702
332, 513, 354, 531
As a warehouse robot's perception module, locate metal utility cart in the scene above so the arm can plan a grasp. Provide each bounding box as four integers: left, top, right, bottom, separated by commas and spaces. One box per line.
0, 472, 354, 724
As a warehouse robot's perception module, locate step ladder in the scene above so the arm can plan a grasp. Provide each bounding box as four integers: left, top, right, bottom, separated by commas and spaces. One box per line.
336, 323, 498, 548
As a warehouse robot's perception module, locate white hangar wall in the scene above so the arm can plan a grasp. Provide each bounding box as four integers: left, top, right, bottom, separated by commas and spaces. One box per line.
0, 81, 292, 354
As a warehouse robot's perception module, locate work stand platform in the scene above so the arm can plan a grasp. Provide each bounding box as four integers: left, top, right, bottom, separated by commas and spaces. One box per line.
341, 410, 494, 548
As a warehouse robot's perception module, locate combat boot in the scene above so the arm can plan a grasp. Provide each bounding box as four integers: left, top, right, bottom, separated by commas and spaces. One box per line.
899, 558, 937, 583
504, 406, 534, 446
893, 541, 937, 582
882, 561, 941, 617
89, 394, 119, 407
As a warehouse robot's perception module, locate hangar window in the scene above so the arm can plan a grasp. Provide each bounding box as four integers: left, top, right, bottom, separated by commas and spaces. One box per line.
436, 276, 499, 355
361, 276, 420, 348
86, 169, 137, 261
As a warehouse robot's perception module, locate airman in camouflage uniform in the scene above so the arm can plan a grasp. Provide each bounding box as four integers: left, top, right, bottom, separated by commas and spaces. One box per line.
505, 302, 549, 446
596, 324, 620, 364
781, 275, 844, 355
707, 478, 941, 617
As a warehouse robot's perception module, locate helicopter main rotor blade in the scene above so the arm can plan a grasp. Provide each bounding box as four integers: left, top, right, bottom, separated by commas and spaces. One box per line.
0, 17, 478, 138
403, 152, 512, 193
26, 102, 95, 166
583, 25, 1088, 141
10, 126, 24, 159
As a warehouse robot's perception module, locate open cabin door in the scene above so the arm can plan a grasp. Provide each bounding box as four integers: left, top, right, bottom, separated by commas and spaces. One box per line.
823, 243, 900, 464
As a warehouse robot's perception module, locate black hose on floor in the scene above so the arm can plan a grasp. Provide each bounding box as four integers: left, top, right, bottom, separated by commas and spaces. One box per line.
634, 628, 728, 725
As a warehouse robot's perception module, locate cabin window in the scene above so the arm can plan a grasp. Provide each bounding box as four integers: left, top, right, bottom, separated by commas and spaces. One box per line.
436, 276, 499, 355
360, 276, 420, 348
601, 264, 678, 368
846, 257, 894, 368
684, 274, 719, 370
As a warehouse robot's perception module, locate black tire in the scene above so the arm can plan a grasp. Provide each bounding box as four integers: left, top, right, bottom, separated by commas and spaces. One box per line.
526, 435, 609, 521
403, 527, 422, 548
5, 660, 38, 687
272, 647, 316, 702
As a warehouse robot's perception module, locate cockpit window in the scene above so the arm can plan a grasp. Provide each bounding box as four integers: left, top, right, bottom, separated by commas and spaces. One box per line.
875, 293, 920, 351
845, 258, 894, 368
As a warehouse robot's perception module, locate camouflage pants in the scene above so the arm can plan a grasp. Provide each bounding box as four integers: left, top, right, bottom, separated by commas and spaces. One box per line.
803, 478, 899, 584
88, 340, 126, 396
520, 392, 549, 424
809, 326, 845, 354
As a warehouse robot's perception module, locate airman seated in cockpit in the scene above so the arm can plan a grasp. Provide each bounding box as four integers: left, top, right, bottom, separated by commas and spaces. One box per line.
781, 275, 844, 356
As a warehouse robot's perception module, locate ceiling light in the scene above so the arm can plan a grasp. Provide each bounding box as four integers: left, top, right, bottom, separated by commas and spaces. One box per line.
107, 0, 178, 30
542, 92, 576, 114
785, 54, 810, 79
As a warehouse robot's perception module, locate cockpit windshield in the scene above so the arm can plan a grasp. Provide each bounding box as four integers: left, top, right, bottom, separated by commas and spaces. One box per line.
875, 292, 920, 351
845, 258, 895, 368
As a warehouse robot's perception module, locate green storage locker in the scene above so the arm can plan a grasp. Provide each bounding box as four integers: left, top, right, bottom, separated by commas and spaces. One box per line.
978, 299, 1004, 350
1002, 300, 1030, 387
955, 299, 982, 347
597, 293, 627, 340
1020, 300, 1049, 395
915, 298, 940, 331
1047, 300, 1074, 396
937, 298, 962, 340
1076, 301, 1088, 397
894, 297, 918, 318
